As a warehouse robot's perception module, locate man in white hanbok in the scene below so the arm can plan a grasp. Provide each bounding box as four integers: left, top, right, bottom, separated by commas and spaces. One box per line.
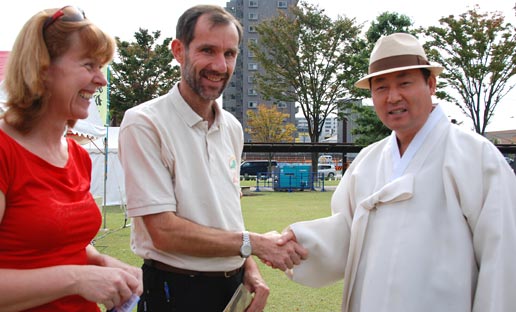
279, 33, 516, 312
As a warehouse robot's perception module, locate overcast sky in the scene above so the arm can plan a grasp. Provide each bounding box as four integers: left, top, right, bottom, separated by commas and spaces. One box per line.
1, 0, 514, 131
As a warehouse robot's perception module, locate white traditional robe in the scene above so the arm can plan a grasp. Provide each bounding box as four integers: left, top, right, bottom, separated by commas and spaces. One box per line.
290, 105, 516, 312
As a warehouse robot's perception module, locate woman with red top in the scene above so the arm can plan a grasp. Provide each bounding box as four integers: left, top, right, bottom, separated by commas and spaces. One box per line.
0, 6, 142, 312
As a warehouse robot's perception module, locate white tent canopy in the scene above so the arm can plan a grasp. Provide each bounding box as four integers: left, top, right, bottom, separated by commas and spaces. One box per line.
83, 127, 126, 206
65, 99, 126, 206
68, 103, 107, 143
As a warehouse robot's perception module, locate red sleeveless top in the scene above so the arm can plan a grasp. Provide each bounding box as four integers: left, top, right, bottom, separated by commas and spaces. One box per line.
0, 129, 101, 312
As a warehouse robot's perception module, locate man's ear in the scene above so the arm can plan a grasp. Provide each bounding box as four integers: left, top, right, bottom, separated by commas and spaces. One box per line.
171, 39, 184, 64
428, 74, 437, 95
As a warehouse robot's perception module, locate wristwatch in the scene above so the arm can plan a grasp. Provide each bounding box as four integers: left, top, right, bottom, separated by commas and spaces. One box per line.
239, 231, 252, 258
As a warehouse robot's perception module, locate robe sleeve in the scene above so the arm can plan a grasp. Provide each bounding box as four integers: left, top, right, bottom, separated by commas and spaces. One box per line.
287, 156, 361, 287
445, 133, 516, 312
472, 143, 516, 311
289, 212, 350, 287
287, 144, 376, 287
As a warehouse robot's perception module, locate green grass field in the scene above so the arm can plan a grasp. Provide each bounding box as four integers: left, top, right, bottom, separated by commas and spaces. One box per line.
94, 189, 343, 311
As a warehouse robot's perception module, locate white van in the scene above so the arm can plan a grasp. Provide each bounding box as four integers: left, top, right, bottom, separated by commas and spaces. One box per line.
317, 163, 337, 178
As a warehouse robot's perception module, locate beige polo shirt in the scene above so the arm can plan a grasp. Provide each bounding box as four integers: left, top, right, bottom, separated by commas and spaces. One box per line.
119, 84, 245, 271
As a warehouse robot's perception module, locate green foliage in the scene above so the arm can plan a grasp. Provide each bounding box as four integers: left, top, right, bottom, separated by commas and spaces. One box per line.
250, 1, 362, 146
366, 12, 415, 43
421, 6, 516, 135
346, 103, 391, 146
109, 29, 180, 125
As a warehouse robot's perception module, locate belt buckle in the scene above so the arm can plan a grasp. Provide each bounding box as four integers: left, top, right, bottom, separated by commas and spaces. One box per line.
224, 270, 232, 278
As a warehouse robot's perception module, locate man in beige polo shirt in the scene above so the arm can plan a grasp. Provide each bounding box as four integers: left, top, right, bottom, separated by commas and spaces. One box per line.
119, 4, 307, 312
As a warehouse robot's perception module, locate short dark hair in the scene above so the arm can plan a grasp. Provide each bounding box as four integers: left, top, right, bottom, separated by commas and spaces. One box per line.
420, 68, 431, 82
176, 5, 243, 48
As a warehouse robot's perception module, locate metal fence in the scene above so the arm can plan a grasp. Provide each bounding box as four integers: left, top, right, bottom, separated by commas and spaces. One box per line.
241, 143, 516, 191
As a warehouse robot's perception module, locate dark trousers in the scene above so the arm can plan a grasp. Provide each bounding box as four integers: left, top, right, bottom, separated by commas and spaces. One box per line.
137, 262, 244, 312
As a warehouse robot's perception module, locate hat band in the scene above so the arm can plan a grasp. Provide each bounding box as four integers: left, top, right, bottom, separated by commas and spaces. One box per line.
369, 54, 430, 74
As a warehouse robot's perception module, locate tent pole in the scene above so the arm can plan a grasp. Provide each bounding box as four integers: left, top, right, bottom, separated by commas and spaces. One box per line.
102, 126, 108, 229
102, 65, 111, 230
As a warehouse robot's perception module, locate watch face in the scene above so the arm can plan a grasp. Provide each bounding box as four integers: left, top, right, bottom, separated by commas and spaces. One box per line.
241, 244, 252, 257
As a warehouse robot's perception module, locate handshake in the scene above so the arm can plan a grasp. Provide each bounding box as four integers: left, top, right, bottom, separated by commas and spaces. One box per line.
252, 229, 308, 271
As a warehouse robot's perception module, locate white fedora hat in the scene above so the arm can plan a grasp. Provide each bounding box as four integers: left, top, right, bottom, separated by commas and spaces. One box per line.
355, 33, 443, 89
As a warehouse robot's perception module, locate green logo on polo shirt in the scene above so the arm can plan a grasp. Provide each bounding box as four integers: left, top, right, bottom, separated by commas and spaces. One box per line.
230, 158, 237, 169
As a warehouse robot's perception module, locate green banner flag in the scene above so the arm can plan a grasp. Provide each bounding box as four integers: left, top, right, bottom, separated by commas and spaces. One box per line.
92, 66, 109, 126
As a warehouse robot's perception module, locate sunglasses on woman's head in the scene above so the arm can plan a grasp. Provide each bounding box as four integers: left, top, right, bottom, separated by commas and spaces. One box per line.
43, 6, 86, 31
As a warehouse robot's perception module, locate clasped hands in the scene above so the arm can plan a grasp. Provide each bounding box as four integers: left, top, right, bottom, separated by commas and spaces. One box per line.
254, 229, 308, 271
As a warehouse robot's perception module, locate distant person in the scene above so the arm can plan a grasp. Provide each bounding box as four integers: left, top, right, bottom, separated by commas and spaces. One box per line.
0, 6, 142, 312
277, 33, 516, 311
118, 4, 307, 312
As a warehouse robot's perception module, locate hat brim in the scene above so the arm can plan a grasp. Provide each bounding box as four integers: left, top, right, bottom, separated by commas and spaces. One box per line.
354, 64, 444, 90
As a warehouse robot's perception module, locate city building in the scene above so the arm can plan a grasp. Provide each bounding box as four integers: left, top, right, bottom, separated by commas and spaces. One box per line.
224, 0, 298, 142
295, 115, 340, 143
295, 99, 362, 144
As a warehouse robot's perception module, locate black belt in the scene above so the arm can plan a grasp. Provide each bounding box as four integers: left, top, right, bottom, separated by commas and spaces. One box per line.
144, 259, 243, 278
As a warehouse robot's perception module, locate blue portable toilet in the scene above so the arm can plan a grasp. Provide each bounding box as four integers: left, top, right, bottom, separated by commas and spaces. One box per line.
274, 164, 312, 191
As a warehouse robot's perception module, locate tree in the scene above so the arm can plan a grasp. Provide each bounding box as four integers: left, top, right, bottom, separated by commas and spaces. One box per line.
366, 12, 415, 44
345, 12, 416, 99
246, 104, 296, 172
109, 29, 180, 125
246, 104, 296, 142
249, 1, 362, 169
343, 12, 414, 144
422, 6, 516, 135
349, 104, 391, 145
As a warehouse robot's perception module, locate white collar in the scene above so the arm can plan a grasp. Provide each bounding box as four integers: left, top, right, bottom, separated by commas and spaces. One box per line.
390, 105, 445, 180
